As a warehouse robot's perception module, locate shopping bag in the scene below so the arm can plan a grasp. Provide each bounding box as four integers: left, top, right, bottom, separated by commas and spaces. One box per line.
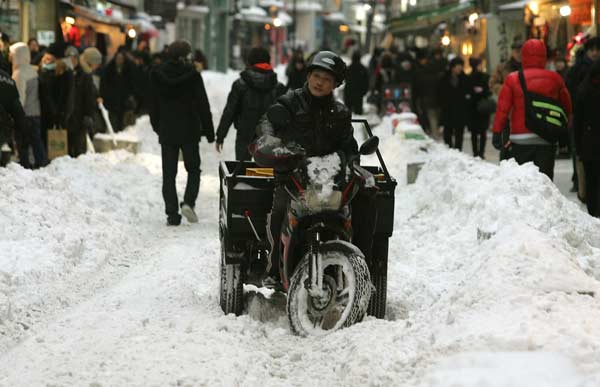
47, 127, 68, 160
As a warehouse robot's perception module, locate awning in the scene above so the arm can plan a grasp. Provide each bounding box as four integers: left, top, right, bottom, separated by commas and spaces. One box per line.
389, 0, 476, 34
498, 0, 529, 11
323, 12, 346, 23
236, 6, 272, 24
71, 5, 141, 28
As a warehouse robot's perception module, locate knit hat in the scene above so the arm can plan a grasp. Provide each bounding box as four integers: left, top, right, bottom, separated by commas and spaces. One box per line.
82, 47, 102, 65
247, 47, 270, 66
65, 45, 79, 57
449, 57, 464, 69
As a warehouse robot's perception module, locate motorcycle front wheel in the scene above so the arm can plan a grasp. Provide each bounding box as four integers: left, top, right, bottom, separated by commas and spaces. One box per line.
287, 246, 372, 336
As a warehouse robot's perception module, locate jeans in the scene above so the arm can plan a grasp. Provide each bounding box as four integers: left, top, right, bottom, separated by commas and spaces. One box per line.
19, 117, 48, 169
161, 143, 201, 221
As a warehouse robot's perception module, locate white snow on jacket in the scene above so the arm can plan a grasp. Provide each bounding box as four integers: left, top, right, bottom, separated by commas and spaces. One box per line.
10, 42, 40, 117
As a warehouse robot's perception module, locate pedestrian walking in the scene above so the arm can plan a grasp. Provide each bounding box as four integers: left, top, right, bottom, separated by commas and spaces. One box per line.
467, 57, 492, 158
566, 37, 600, 192
439, 57, 469, 151
149, 40, 215, 226
65, 46, 97, 157
0, 68, 26, 167
215, 47, 286, 160
343, 50, 369, 115
99, 50, 135, 132
38, 43, 74, 150
492, 39, 572, 180
573, 59, 600, 217
286, 49, 307, 91
9, 42, 47, 168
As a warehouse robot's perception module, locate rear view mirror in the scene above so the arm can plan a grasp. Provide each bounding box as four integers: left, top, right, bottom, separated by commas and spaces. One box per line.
359, 136, 379, 156
267, 104, 291, 127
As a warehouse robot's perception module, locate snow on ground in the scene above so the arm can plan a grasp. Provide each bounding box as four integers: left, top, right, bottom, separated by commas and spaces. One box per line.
1, 70, 600, 386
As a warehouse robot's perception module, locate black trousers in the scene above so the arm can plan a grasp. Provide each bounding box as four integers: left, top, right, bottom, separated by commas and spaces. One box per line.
443, 126, 465, 151
68, 130, 87, 158
469, 126, 487, 158
161, 143, 201, 220
583, 160, 600, 218
235, 135, 252, 161
511, 143, 556, 181
267, 184, 288, 276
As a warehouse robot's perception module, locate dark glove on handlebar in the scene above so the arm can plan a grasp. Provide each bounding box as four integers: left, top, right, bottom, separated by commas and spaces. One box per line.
492, 132, 503, 151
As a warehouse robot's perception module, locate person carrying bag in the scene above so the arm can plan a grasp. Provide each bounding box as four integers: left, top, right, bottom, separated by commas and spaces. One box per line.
492, 39, 571, 180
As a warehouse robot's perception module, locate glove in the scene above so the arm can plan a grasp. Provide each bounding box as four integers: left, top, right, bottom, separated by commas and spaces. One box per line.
492, 132, 503, 150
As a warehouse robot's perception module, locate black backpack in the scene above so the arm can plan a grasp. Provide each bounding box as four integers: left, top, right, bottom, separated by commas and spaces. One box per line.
518, 70, 568, 144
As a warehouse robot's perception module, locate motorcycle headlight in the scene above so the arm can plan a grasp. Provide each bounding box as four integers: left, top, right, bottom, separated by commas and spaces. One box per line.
303, 187, 342, 212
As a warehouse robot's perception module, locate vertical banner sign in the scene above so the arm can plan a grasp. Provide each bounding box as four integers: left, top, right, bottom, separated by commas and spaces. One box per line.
570, 0, 592, 24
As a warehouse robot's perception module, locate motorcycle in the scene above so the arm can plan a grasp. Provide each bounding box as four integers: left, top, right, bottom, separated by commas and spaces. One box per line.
250, 133, 380, 336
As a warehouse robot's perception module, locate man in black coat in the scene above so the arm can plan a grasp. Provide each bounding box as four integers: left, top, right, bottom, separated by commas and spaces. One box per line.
149, 40, 215, 226
99, 50, 135, 132
65, 47, 96, 157
343, 50, 369, 115
255, 51, 360, 287
215, 47, 286, 160
566, 37, 600, 193
573, 59, 600, 217
438, 57, 469, 151
0, 68, 26, 166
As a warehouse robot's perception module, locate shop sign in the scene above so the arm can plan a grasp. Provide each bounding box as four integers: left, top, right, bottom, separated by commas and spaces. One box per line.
37, 30, 55, 46
569, 0, 592, 25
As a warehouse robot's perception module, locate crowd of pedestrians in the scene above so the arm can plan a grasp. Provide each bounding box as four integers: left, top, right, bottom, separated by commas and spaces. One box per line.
1, 32, 600, 223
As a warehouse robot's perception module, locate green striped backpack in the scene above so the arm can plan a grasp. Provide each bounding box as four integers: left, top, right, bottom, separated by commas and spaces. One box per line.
518, 70, 568, 144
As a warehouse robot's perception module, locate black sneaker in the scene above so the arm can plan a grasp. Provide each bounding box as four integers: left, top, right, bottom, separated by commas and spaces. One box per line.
167, 215, 181, 226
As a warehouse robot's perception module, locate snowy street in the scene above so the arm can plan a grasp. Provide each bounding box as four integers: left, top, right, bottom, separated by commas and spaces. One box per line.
2, 71, 600, 386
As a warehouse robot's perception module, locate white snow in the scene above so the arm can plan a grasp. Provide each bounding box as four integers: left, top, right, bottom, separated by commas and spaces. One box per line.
1, 70, 600, 386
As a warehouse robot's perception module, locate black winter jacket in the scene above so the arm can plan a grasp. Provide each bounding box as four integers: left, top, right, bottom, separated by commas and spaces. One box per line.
438, 72, 470, 129
344, 62, 369, 104
39, 68, 74, 130
99, 59, 135, 114
149, 60, 214, 145
467, 70, 492, 130
0, 69, 26, 145
257, 85, 358, 159
573, 81, 600, 161
566, 53, 593, 98
67, 65, 96, 134
216, 67, 286, 144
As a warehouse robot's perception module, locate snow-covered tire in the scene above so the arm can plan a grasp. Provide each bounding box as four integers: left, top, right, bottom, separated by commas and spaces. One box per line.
287, 246, 371, 336
367, 235, 388, 319
219, 237, 244, 316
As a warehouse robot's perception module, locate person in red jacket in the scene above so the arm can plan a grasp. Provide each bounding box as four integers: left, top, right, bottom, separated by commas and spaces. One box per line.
492, 39, 572, 180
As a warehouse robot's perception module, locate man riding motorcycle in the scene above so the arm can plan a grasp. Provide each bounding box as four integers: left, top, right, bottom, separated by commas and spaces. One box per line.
255, 51, 375, 288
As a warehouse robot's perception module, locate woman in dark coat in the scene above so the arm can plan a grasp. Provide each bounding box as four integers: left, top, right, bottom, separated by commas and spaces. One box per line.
99, 50, 135, 131
573, 59, 600, 217
286, 50, 308, 90
467, 57, 492, 158
344, 50, 369, 114
438, 57, 469, 151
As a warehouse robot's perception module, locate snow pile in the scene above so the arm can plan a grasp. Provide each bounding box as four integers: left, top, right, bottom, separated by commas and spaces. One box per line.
0, 151, 163, 352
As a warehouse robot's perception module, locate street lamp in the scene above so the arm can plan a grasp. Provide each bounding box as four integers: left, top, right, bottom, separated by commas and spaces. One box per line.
559, 5, 571, 17
441, 35, 451, 46
273, 17, 282, 27
65, 16, 76, 25
127, 28, 137, 39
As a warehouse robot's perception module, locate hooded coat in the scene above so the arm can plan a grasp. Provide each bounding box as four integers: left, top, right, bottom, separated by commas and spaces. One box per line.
216, 66, 286, 145
9, 43, 40, 117
493, 39, 572, 143
149, 60, 215, 145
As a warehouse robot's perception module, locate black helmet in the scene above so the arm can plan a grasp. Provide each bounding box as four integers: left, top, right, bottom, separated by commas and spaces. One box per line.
307, 51, 347, 86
